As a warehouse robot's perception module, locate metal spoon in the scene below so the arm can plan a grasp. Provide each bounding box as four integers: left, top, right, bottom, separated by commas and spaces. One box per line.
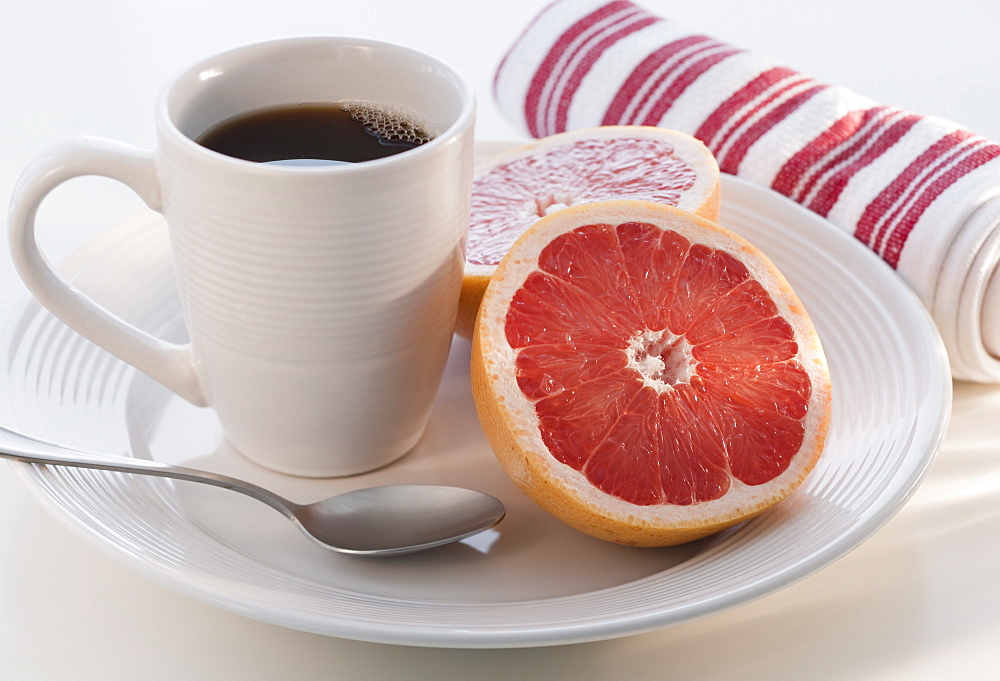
0, 425, 505, 556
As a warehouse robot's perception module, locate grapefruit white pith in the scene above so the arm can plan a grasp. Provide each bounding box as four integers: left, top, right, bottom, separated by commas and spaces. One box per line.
458, 126, 721, 336
471, 200, 831, 547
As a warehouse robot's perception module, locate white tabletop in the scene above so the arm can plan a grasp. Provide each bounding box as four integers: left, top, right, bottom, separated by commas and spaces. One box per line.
2, 1, 1000, 678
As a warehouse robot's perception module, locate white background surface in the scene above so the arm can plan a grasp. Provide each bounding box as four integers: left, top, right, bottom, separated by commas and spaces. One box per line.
2, 0, 999, 678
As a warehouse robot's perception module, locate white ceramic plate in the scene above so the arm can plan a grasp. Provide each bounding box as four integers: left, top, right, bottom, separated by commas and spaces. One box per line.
0, 142, 951, 648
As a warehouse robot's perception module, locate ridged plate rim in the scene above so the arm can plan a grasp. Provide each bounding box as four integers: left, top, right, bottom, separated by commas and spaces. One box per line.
0, 141, 951, 648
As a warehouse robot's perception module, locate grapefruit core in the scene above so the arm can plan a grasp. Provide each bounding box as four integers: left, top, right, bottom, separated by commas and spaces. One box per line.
458, 127, 721, 336
471, 200, 831, 547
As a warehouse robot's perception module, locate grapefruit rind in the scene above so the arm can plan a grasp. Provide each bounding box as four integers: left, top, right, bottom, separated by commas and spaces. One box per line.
458, 127, 722, 337
471, 200, 831, 547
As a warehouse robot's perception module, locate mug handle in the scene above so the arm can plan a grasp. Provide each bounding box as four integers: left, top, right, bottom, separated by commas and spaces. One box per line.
7, 136, 208, 407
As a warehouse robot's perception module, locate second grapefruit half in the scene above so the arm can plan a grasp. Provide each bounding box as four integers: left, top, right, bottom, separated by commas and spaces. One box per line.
458, 127, 721, 336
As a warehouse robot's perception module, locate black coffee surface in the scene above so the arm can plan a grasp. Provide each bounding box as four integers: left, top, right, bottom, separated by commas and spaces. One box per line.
197, 102, 431, 165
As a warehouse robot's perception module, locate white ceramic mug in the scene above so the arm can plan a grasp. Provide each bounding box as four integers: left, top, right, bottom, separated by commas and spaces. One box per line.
8, 37, 475, 477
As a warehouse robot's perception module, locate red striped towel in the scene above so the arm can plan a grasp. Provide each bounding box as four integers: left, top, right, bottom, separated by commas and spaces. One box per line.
494, 0, 1000, 382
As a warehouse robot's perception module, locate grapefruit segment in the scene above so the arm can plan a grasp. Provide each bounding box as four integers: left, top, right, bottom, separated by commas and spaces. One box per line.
617, 221, 690, 331
536, 369, 643, 471
458, 127, 721, 336
506, 271, 638, 348
471, 200, 831, 547
695, 315, 798, 365
685, 280, 779, 344
514, 343, 627, 400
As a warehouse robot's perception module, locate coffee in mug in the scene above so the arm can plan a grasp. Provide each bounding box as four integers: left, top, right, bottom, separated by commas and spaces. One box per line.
197, 101, 434, 165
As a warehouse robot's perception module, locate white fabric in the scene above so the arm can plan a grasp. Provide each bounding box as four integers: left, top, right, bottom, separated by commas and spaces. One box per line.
493, 0, 1000, 382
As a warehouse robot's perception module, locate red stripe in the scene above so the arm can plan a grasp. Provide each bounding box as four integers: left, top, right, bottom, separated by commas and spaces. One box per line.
694, 67, 800, 152
552, 13, 658, 133
717, 83, 827, 174
493, 0, 561, 99
523, 1, 634, 137
637, 46, 741, 126
710, 76, 813, 159
601, 35, 717, 125
856, 130, 972, 245
873, 134, 976, 254
772, 108, 873, 198
806, 112, 921, 217
883, 142, 1000, 267
795, 108, 899, 204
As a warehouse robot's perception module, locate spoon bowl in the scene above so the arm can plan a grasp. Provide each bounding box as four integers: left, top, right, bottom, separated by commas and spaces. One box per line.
0, 425, 505, 556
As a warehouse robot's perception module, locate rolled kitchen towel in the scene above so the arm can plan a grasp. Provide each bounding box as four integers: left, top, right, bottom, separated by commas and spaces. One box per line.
494, 0, 1000, 382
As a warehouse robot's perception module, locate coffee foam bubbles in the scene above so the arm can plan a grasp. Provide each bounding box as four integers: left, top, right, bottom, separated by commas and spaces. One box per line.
340, 100, 434, 147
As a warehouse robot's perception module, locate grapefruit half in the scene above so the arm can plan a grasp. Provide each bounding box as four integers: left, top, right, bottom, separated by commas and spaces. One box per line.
458, 127, 721, 336
471, 200, 831, 547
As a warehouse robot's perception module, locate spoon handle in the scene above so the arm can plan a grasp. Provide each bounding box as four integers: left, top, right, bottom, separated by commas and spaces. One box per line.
0, 424, 298, 519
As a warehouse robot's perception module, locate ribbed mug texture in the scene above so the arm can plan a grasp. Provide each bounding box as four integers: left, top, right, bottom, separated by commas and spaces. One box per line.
152, 38, 475, 475
7, 37, 475, 477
